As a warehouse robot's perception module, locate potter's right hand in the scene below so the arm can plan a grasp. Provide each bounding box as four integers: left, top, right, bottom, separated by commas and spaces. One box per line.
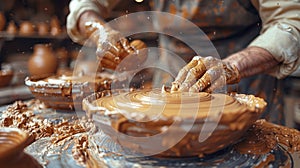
171, 56, 241, 93
85, 21, 147, 70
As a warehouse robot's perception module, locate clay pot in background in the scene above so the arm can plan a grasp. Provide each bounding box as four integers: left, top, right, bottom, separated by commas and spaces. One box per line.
37, 22, 49, 36
0, 127, 41, 168
0, 12, 5, 31
28, 44, 58, 76
19, 21, 35, 35
0, 64, 14, 88
6, 21, 18, 35
50, 16, 61, 36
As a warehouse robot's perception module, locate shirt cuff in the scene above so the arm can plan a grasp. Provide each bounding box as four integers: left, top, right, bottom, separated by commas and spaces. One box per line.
67, 0, 101, 44
249, 23, 300, 79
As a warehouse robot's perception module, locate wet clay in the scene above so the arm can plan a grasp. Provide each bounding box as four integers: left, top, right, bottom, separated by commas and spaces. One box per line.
235, 119, 300, 155
0, 100, 95, 167
84, 89, 266, 157
25, 74, 114, 110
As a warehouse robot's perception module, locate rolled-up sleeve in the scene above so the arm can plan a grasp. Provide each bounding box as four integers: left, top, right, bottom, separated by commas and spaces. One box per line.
67, 0, 119, 44
249, 0, 300, 79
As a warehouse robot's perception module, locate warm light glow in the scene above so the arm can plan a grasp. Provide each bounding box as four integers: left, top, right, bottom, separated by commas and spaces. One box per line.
135, 0, 144, 3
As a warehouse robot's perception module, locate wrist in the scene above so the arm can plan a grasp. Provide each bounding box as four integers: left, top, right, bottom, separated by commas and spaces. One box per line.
222, 62, 241, 84
224, 46, 279, 78
78, 11, 106, 38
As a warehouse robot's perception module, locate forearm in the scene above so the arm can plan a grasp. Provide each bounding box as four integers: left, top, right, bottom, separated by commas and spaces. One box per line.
78, 10, 106, 39
67, 0, 119, 44
249, 0, 300, 78
223, 46, 279, 78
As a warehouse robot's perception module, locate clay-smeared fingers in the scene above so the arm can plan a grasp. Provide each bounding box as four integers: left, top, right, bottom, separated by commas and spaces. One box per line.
108, 45, 120, 59
188, 71, 211, 92
171, 56, 204, 92
129, 40, 148, 63
96, 41, 118, 56
119, 38, 133, 56
188, 66, 223, 92
97, 45, 121, 70
100, 58, 117, 69
101, 50, 117, 62
178, 61, 207, 91
170, 55, 240, 93
204, 75, 226, 93
222, 62, 240, 84
130, 40, 147, 51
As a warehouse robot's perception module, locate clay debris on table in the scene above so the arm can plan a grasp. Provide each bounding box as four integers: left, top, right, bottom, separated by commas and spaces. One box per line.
1, 100, 300, 168
235, 119, 300, 155
0, 100, 95, 167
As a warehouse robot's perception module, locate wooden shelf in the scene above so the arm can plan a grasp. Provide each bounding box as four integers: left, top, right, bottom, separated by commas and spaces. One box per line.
0, 31, 68, 41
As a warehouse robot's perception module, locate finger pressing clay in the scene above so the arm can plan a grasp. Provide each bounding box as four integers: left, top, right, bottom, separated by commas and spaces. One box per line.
171, 56, 203, 92
179, 60, 207, 91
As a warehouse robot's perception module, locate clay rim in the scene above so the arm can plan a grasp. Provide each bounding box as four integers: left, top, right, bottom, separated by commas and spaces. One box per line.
24, 73, 117, 90
82, 89, 267, 157
82, 89, 267, 123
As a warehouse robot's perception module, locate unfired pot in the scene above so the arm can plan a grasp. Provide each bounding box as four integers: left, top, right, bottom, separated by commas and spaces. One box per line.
19, 21, 35, 35
28, 44, 58, 76
0, 12, 5, 31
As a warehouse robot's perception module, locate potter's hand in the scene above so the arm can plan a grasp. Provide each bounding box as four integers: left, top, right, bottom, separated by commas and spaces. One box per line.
171, 56, 240, 93
85, 21, 147, 70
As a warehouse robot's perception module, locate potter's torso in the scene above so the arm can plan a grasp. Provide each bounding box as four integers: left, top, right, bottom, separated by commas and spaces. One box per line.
152, 0, 261, 59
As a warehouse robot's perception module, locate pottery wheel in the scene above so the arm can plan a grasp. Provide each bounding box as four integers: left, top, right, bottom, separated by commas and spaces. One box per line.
0, 103, 294, 168
25, 129, 293, 168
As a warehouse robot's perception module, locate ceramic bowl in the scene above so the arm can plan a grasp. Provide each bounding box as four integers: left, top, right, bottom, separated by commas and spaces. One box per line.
25, 73, 123, 111
0, 127, 41, 168
0, 127, 30, 161
82, 89, 267, 157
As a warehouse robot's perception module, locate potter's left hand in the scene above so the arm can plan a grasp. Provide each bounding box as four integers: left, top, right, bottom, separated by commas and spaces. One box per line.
84, 21, 147, 70
171, 56, 240, 93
